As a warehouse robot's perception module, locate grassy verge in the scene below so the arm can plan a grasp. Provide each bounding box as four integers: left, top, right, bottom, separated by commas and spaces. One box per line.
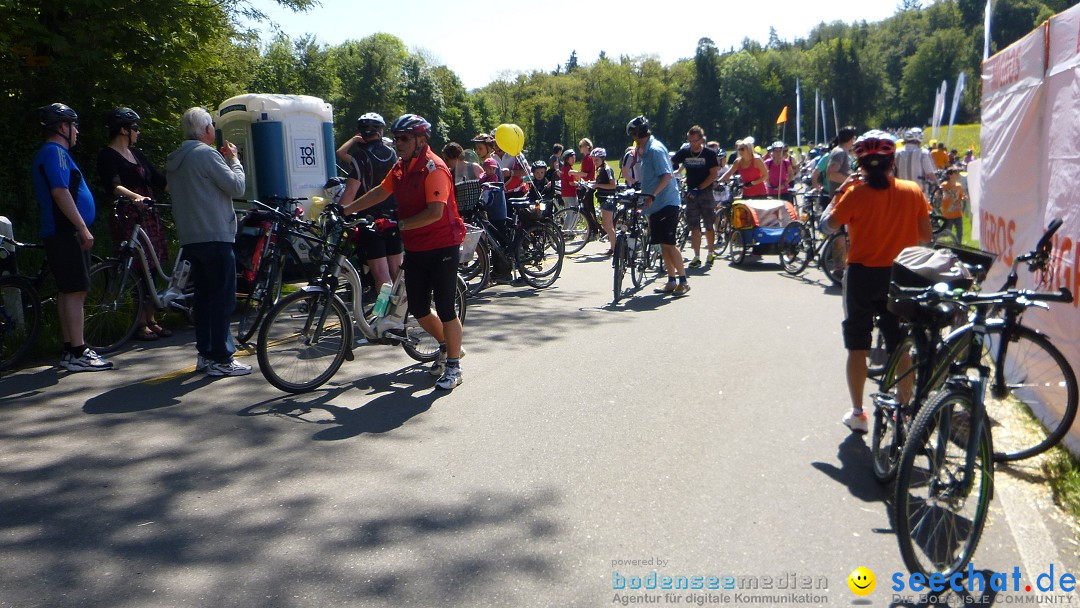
1044, 448, 1080, 520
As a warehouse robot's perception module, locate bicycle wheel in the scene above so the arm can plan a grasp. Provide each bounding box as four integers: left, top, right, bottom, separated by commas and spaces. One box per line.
400, 276, 468, 362
981, 324, 1079, 462
516, 224, 563, 288
85, 260, 144, 354
630, 232, 648, 289
714, 212, 732, 255
554, 207, 590, 254
730, 230, 749, 265
675, 207, 690, 251
779, 222, 812, 275
256, 289, 351, 393
821, 232, 848, 286
0, 277, 41, 370
872, 333, 918, 483
612, 234, 627, 303
236, 255, 284, 344
459, 238, 490, 297
894, 387, 993, 578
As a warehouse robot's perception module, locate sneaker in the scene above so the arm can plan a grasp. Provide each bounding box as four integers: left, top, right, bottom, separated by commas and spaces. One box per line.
206, 359, 252, 377
63, 348, 114, 372
673, 283, 691, 296
195, 354, 210, 372
843, 410, 869, 433
706, 252, 717, 265
688, 257, 702, 268
429, 347, 466, 377
435, 366, 463, 390
653, 282, 677, 294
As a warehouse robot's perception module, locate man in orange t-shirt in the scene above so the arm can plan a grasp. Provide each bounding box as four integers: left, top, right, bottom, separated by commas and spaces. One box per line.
821, 130, 932, 433
345, 113, 466, 390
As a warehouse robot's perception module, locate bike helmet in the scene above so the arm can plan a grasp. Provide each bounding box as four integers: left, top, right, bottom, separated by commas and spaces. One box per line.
590, 147, 606, 158
562, 149, 576, 161
626, 115, 650, 137
853, 130, 897, 158
470, 132, 494, 144
532, 159, 548, 169
902, 127, 924, 143
36, 103, 78, 126
356, 112, 385, 135
105, 107, 140, 130
390, 113, 431, 136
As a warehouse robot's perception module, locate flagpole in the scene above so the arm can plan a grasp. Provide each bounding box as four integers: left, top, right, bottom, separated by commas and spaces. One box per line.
822, 99, 829, 144
796, 79, 802, 150
814, 88, 819, 145
832, 98, 839, 137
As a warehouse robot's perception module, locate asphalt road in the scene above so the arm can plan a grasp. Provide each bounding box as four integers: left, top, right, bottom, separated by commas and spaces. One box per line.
1, 239, 1077, 608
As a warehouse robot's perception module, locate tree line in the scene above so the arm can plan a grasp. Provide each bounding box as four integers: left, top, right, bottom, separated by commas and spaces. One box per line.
0, 0, 1067, 233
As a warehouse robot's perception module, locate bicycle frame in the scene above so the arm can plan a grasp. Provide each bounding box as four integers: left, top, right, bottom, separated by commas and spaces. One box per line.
112, 203, 190, 314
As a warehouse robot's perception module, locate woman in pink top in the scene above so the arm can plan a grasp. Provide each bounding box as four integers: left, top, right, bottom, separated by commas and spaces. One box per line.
764, 141, 795, 201
720, 137, 768, 198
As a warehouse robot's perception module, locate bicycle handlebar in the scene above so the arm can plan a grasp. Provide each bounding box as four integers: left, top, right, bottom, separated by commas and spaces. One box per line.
904, 285, 1074, 308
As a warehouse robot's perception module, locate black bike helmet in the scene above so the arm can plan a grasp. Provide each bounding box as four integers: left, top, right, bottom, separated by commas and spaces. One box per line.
356, 112, 385, 135
626, 115, 650, 138
105, 107, 140, 130
532, 159, 548, 169
36, 103, 78, 126
390, 113, 431, 136
562, 149, 576, 161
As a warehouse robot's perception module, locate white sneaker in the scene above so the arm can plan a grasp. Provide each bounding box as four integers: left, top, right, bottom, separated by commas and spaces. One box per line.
843, 410, 868, 433
435, 366, 463, 390
429, 346, 466, 376
195, 355, 210, 372
206, 359, 252, 377
62, 348, 114, 372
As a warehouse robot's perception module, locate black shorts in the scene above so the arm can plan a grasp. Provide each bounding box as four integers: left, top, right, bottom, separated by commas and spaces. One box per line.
842, 263, 902, 351
648, 205, 679, 246
359, 227, 403, 259
44, 232, 91, 293
404, 245, 461, 322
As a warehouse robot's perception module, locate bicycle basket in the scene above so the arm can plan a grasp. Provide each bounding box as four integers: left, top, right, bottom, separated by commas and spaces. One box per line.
454, 180, 483, 214
459, 224, 484, 264
933, 243, 997, 283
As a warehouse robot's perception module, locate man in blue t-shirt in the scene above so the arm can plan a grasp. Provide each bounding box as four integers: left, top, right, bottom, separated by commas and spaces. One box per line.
31, 103, 113, 372
627, 115, 689, 296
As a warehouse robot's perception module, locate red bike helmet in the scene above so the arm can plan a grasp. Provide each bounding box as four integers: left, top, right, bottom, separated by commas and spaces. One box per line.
853, 130, 897, 158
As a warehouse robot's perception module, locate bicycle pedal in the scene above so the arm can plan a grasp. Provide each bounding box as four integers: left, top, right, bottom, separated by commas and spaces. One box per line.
871, 393, 899, 409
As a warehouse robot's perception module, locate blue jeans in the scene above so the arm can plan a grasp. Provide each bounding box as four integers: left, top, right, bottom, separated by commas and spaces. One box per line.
185, 242, 236, 364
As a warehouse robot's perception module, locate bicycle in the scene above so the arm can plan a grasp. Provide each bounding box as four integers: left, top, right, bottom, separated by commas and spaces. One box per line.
777, 190, 847, 285
457, 183, 564, 295
256, 204, 468, 394
610, 189, 650, 304
892, 282, 1073, 578
0, 235, 52, 370
872, 220, 1077, 485
84, 199, 195, 353
234, 197, 323, 344
553, 182, 603, 255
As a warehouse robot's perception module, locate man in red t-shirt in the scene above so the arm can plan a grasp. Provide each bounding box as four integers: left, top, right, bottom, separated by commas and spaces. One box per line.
345, 114, 466, 390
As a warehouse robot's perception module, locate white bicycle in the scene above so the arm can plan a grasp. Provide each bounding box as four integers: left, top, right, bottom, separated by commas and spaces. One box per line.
256, 204, 467, 393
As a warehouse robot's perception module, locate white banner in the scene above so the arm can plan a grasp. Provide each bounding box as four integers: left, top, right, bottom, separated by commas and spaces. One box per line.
981, 10, 1080, 453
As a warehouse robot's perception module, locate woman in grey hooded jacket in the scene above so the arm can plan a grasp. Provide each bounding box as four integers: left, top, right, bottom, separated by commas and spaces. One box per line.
165, 107, 248, 377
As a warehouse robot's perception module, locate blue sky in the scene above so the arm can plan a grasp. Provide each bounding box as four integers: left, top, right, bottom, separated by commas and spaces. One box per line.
245, 0, 901, 89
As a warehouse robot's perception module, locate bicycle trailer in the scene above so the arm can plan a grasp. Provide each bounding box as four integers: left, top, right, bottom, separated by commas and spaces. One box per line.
729, 199, 802, 265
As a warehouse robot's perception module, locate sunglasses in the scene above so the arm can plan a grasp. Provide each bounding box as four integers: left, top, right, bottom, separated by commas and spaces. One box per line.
394, 134, 414, 143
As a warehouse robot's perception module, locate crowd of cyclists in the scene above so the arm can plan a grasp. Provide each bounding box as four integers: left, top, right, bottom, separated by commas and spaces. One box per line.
26, 99, 977, 405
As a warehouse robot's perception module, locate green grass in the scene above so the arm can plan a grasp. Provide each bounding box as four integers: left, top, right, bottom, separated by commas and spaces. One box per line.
1044, 448, 1080, 520
924, 123, 980, 157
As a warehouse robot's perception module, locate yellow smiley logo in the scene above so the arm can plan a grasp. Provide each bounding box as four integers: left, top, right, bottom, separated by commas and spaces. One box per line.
847, 566, 876, 596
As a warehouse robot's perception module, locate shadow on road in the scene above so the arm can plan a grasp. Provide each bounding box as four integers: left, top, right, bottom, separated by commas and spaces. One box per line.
0, 366, 62, 404
810, 432, 886, 504
238, 365, 451, 440
83, 371, 214, 414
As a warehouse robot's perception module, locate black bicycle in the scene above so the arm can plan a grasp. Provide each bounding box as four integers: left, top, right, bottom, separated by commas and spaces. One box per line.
611, 189, 650, 304
0, 235, 51, 370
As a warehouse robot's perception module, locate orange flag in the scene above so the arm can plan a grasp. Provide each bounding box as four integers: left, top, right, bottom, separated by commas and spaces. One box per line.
776, 106, 789, 124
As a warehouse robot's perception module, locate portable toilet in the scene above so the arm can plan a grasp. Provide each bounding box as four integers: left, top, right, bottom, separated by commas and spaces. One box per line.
215, 94, 336, 205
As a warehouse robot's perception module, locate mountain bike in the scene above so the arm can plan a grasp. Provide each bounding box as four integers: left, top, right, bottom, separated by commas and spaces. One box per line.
457, 183, 564, 295
234, 197, 323, 344
553, 183, 602, 255
84, 199, 195, 353
611, 190, 650, 304
256, 204, 468, 393
871, 219, 1077, 488
892, 282, 1073, 578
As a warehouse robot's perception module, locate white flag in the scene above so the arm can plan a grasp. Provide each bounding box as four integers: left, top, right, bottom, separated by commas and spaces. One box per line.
946, 71, 967, 146
984, 0, 993, 60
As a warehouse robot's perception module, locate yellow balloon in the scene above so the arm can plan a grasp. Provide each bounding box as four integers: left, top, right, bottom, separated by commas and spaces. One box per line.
495, 123, 525, 156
